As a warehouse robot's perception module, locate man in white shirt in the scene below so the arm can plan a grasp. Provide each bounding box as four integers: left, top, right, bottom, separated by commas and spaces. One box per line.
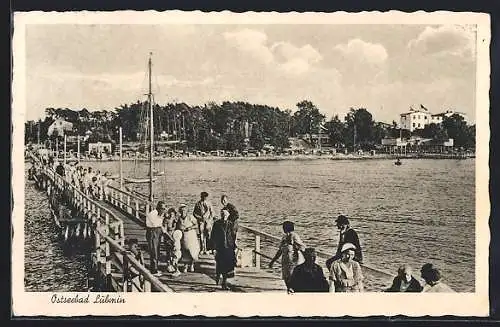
146, 201, 167, 276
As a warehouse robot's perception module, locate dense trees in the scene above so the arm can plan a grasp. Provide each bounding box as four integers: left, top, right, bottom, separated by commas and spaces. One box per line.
25, 100, 476, 152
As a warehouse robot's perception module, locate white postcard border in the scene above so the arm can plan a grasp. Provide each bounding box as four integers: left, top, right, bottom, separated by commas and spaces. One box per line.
12, 10, 491, 317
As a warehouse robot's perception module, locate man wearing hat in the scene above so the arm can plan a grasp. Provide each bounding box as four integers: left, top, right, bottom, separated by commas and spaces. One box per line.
326, 215, 363, 270
193, 191, 214, 254
145, 201, 167, 276
288, 248, 329, 293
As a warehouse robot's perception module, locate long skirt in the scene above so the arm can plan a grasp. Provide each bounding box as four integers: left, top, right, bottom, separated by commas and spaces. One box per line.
215, 247, 236, 278
180, 229, 200, 262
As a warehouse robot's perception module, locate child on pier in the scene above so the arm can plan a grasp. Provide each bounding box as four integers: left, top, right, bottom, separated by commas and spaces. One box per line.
125, 238, 145, 291
162, 208, 181, 276
269, 221, 306, 290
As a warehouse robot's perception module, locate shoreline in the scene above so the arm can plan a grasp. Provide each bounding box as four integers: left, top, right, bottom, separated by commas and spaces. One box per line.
54, 153, 475, 163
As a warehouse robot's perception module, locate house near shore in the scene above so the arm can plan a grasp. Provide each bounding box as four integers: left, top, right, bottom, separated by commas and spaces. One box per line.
47, 119, 73, 137
88, 142, 112, 155
381, 136, 454, 153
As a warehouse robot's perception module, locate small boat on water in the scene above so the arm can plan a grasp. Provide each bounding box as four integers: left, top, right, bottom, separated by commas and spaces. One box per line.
394, 158, 402, 166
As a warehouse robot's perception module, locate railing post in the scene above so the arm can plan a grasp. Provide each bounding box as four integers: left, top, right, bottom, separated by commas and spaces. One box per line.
104, 223, 112, 291
105, 240, 111, 284
143, 280, 151, 292
135, 200, 139, 218
119, 192, 123, 209
122, 254, 129, 293
120, 222, 125, 247
113, 223, 119, 241
255, 234, 261, 269
95, 221, 101, 259
127, 195, 131, 214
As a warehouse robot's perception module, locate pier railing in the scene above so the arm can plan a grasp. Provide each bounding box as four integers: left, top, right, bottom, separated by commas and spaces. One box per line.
28, 153, 172, 292
238, 225, 395, 288
106, 185, 151, 222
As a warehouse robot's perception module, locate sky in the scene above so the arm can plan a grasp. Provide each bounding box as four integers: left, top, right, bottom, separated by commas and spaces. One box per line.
25, 24, 477, 123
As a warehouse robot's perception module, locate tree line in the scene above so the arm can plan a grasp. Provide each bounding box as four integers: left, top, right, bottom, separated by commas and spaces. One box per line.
25, 100, 475, 152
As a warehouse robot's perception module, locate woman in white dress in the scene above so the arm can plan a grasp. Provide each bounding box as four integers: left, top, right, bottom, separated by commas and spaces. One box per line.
176, 204, 200, 272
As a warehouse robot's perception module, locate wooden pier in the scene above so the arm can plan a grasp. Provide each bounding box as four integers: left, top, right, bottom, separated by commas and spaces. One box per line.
28, 152, 395, 292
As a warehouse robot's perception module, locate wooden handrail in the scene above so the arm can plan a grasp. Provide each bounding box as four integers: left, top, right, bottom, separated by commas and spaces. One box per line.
34, 155, 123, 228
97, 229, 173, 292
29, 151, 173, 293
107, 185, 149, 220
239, 224, 395, 279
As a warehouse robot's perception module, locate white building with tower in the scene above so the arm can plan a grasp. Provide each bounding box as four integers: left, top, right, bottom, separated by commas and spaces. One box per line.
400, 105, 468, 132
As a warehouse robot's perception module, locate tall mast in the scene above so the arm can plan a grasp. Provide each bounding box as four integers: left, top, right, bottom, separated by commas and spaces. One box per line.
353, 124, 357, 152
148, 52, 154, 203
37, 121, 40, 145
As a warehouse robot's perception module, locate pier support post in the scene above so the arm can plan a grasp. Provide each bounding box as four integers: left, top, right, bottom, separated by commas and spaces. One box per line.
77, 136, 80, 163
119, 127, 123, 189
63, 134, 67, 165
144, 280, 151, 292
254, 235, 261, 269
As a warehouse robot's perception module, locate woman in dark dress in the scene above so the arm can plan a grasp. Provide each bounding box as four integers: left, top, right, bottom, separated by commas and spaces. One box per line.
209, 209, 237, 290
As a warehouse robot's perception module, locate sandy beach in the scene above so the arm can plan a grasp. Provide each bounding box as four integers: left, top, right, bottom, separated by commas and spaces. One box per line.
60, 152, 473, 163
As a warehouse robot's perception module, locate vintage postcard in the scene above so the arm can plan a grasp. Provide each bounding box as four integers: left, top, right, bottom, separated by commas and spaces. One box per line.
12, 10, 490, 317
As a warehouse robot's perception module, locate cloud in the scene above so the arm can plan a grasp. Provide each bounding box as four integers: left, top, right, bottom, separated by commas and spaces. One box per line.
333, 39, 388, 64
272, 42, 322, 64
223, 29, 323, 75
223, 29, 274, 64
407, 25, 475, 58
271, 42, 323, 75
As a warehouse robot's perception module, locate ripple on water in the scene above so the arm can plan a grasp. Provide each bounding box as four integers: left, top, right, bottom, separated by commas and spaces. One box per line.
24, 175, 88, 292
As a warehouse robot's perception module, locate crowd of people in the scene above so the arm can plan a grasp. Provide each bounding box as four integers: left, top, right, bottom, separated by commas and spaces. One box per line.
31, 155, 114, 201
268, 215, 456, 293
140, 193, 240, 290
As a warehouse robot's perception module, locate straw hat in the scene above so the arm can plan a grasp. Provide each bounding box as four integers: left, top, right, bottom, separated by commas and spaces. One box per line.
341, 243, 356, 253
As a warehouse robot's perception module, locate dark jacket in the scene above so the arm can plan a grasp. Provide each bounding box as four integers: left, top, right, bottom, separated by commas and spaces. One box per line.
335, 228, 363, 263
55, 164, 65, 177
209, 219, 236, 251
386, 275, 423, 292
223, 203, 239, 221
288, 263, 329, 292
223, 202, 239, 233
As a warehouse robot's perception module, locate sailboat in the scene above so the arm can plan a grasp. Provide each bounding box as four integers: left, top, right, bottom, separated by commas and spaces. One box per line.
123, 53, 162, 202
